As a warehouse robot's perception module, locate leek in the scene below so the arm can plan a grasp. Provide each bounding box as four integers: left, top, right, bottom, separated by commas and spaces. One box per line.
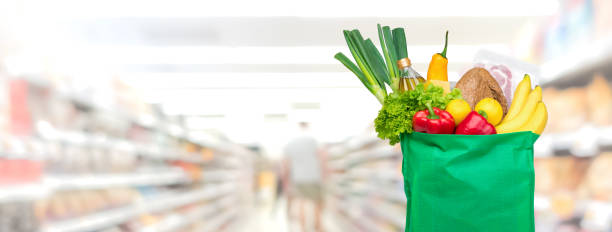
334, 53, 371, 91
334, 25, 409, 104
364, 38, 390, 87
378, 25, 400, 92
392, 28, 408, 59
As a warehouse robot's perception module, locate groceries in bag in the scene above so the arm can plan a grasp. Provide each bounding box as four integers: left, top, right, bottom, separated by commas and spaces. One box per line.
334, 25, 548, 145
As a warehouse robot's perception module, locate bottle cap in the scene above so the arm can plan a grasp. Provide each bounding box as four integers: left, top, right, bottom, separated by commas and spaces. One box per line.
397, 58, 412, 68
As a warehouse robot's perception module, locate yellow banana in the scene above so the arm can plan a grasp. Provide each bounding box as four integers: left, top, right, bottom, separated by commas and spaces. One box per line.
496, 86, 542, 133
502, 74, 531, 123
517, 102, 548, 134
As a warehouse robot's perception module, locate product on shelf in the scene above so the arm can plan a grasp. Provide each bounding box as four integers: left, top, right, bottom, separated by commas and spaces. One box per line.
532, 153, 612, 230
540, 75, 612, 134
324, 137, 404, 232
0, 68, 253, 232
201, 148, 215, 161
586, 74, 612, 126
0, 202, 38, 232
36, 188, 139, 224
584, 153, 612, 201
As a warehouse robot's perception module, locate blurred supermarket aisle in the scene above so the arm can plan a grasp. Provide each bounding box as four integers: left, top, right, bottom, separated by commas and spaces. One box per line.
239, 197, 344, 232
239, 200, 289, 232
0, 0, 611, 232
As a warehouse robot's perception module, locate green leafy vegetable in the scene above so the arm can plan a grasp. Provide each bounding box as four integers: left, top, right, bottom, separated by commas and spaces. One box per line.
392, 28, 408, 59
335, 30, 388, 103
375, 83, 462, 145
378, 25, 400, 92
335, 25, 408, 103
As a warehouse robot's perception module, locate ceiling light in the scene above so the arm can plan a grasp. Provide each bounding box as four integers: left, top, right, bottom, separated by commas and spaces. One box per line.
86, 45, 510, 65
32, 0, 558, 18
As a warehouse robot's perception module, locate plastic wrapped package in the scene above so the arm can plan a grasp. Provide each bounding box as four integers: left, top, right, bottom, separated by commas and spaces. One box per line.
472, 50, 541, 104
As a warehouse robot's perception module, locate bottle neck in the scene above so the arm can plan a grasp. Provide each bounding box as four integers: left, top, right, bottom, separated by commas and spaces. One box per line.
399, 66, 414, 78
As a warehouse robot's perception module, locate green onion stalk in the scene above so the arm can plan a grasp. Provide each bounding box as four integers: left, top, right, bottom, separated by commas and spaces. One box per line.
334, 25, 409, 104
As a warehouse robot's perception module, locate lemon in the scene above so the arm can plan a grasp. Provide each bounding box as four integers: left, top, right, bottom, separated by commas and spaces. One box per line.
445, 99, 471, 126
475, 98, 503, 126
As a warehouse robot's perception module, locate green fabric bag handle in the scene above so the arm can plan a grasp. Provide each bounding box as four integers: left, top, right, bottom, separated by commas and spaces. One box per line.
400, 131, 539, 232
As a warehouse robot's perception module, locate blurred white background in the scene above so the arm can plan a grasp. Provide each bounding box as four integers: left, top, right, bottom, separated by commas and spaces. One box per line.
0, 0, 565, 158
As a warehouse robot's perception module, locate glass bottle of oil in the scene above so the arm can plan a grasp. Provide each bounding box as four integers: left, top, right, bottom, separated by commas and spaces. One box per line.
397, 58, 425, 92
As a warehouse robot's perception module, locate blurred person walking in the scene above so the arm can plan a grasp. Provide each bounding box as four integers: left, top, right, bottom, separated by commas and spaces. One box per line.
282, 122, 324, 232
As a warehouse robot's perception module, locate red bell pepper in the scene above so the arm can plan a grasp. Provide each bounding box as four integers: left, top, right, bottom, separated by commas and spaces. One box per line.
455, 111, 497, 135
412, 105, 455, 134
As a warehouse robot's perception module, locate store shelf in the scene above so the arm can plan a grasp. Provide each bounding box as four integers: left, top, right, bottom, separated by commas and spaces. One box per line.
1, 49, 254, 232
535, 125, 612, 157
139, 196, 236, 232
0, 182, 50, 203
0, 129, 210, 165
325, 131, 406, 232
328, 134, 382, 160
534, 194, 551, 211
137, 146, 209, 164
333, 168, 402, 183
534, 195, 612, 230
40, 183, 234, 232
202, 170, 241, 182
582, 200, 612, 230
334, 193, 405, 226
0, 169, 193, 203
328, 146, 400, 171
61, 90, 162, 130
375, 189, 406, 203
334, 200, 388, 232
220, 211, 249, 232
332, 210, 363, 232
367, 201, 405, 229
200, 208, 238, 232
541, 35, 612, 88
48, 169, 192, 191
330, 181, 404, 199
52, 86, 232, 153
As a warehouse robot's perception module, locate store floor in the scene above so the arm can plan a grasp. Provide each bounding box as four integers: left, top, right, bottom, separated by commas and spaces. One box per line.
240, 197, 341, 232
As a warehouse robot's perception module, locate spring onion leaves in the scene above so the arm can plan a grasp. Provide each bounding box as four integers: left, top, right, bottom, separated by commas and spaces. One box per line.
335, 25, 409, 103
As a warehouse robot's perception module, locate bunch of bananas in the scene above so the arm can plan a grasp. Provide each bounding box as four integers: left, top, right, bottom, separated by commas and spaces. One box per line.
495, 75, 548, 134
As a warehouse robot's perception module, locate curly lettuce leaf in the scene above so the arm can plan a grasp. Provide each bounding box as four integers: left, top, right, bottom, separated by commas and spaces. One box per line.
374, 83, 462, 145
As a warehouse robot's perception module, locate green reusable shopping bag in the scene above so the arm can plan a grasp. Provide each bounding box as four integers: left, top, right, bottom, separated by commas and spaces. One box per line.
400, 131, 539, 232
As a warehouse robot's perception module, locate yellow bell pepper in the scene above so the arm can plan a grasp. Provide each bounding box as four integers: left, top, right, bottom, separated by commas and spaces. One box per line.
427, 31, 449, 82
